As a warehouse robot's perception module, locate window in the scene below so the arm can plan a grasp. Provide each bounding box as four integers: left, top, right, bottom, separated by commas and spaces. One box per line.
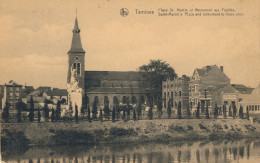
164, 85, 166, 89
171, 84, 173, 88
75, 57, 79, 60
77, 63, 80, 76
167, 92, 169, 97
73, 63, 76, 69
179, 91, 182, 97
171, 92, 173, 98
164, 92, 166, 98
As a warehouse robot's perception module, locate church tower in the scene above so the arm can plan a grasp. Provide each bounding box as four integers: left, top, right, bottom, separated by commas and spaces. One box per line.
67, 17, 85, 92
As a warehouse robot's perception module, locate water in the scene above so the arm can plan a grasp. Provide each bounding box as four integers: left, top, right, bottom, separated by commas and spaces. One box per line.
2, 139, 260, 163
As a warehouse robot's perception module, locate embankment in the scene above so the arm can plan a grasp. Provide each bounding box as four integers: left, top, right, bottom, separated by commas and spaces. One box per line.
1, 118, 260, 149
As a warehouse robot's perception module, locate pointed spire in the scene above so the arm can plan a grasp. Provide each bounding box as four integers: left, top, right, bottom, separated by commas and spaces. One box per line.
68, 16, 85, 54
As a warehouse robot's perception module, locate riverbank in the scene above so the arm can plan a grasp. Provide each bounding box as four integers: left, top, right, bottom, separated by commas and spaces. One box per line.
1, 118, 260, 150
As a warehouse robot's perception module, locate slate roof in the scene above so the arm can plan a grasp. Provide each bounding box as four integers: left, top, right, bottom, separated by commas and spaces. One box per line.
85, 71, 146, 81
231, 84, 254, 94
87, 87, 147, 94
45, 89, 68, 96
68, 17, 85, 53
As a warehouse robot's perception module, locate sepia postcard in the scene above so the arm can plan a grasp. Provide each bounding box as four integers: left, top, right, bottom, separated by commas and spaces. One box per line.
0, 0, 259, 163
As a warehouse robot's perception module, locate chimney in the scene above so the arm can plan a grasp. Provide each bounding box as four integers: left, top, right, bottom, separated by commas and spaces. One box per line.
220, 66, 223, 72
206, 66, 211, 72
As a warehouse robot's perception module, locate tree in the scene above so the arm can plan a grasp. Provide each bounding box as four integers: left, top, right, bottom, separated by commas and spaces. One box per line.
55, 101, 61, 121
223, 104, 227, 119
112, 107, 116, 122
214, 103, 218, 119
126, 102, 131, 120
239, 106, 244, 119
139, 60, 177, 107
81, 97, 86, 120
229, 105, 232, 117
205, 102, 210, 119
148, 105, 153, 120
29, 96, 34, 122
87, 104, 91, 122
37, 107, 41, 123
81, 106, 85, 120
122, 109, 126, 122
116, 105, 120, 120
137, 103, 142, 120
2, 102, 9, 123
60, 98, 66, 104
246, 106, 249, 120
17, 102, 22, 123
99, 108, 103, 122
75, 104, 79, 123
177, 103, 181, 119
167, 100, 171, 119
233, 103, 237, 119
187, 104, 191, 119
157, 98, 163, 119
133, 107, 137, 121
92, 101, 98, 120
51, 108, 55, 122
43, 100, 49, 122
196, 102, 200, 119
104, 105, 110, 120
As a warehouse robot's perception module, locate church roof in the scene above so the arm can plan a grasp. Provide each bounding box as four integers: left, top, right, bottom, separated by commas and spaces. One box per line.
68, 17, 85, 53
86, 87, 147, 94
85, 71, 146, 81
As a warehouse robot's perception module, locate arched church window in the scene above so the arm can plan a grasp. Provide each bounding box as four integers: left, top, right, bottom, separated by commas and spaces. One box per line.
77, 63, 80, 76
73, 63, 76, 69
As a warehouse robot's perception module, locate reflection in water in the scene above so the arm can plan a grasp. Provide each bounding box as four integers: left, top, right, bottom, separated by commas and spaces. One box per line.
205, 148, 209, 163
1, 139, 260, 163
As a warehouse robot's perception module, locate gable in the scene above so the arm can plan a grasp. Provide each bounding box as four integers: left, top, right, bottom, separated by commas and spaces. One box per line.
201, 66, 230, 84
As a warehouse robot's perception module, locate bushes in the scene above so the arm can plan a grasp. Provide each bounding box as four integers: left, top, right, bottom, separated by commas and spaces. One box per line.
1, 129, 30, 152
109, 127, 137, 137
168, 125, 186, 133
51, 130, 95, 145
213, 124, 223, 131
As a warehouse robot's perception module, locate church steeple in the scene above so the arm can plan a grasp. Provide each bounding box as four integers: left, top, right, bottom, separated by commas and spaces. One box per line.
67, 15, 85, 92
68, 17, 85, 53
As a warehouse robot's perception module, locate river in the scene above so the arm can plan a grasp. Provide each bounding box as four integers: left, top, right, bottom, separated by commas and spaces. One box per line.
1, 139, 260, 163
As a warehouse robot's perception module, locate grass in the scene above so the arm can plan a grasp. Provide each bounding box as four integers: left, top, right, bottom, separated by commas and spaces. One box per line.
109, 127, 137, 137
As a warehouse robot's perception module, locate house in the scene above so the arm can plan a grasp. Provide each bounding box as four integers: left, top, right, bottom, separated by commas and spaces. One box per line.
162, 75, 190, 114
43, 89, 68, 104
189, 65, 233, 113
1, 80, 22, 110
37, 86, 51, 94
22, 86, 34, 95
238, 83, 260, 114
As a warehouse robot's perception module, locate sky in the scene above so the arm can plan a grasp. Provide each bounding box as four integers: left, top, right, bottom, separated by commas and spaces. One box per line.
0, 0, 259, 89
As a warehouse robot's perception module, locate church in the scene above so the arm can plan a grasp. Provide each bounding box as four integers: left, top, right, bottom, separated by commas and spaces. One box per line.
67, 17, 149, 109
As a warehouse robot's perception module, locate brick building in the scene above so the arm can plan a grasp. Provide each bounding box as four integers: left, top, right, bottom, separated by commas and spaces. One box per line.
1, 80, 22, 110
162, 75, 190, 114
189, 65, 238, 114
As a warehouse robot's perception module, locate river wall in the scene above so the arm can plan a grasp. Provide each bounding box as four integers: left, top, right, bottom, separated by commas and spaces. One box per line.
1, 118, 260, 148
